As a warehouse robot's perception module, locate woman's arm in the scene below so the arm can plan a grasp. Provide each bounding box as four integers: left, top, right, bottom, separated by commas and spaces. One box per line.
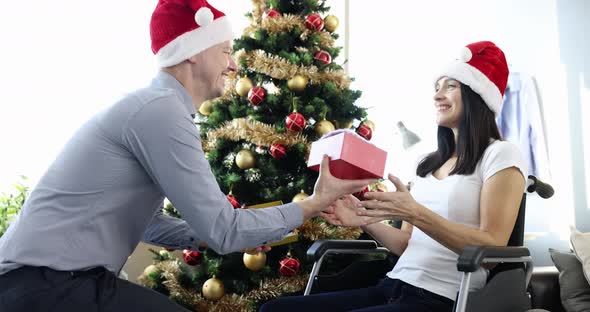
361, 221, 413, 256
413, 168, 523, 254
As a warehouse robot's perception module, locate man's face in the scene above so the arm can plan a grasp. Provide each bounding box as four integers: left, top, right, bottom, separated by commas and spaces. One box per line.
192, 41, 236, 99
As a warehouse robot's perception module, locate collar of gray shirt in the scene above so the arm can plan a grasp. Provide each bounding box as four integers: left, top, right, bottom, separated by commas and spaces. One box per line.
152, 71, 197, 118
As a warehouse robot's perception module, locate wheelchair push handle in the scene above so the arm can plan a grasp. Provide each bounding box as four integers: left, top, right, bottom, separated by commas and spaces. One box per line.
526, 175, 554, 199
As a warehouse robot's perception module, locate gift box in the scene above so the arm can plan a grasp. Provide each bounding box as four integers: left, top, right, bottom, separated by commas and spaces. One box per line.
247, 201, 299, 247
307, 130, 387, 179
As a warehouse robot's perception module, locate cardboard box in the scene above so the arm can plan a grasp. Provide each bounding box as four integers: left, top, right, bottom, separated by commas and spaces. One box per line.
307, 130, 387, 179
247, 201, 299, 247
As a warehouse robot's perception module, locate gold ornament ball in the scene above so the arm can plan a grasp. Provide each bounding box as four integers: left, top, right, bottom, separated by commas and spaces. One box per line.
202, 276, 225, 301
292, 190, 310, 202
370, 181, 388, 192
243, 252, 267, 271
315, 120, 335, 136
362, 120, 376, 131
287, 75, 308, 92
198, 100, 214, 116
143, 264, 159, 277
235, 77, 254, 97
324, 15, 339, 32
334, 120, 353, 129
235, 149, 256, 170
159, 250, 170, 258
342, 121, 353, 129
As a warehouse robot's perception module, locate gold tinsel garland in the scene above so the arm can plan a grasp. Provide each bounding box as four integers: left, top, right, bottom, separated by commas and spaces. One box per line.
138, 259, 309, 312
250, 0, 265, 25
246, 274, 309, 303
217, 71, 238, 101
236, 49, 351, 89
298, 219, 363, 241
206, 294, 252, 312
161, 264, 202, 307
246, 0, 334, 47
244, 14, 335, 48
203, 118, 309, 152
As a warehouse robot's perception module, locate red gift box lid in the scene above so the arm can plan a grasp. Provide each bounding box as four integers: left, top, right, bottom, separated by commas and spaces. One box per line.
307, 130, 387, 179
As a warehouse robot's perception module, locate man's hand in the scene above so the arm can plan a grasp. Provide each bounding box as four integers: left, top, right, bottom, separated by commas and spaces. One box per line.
243, 245, 271, 255
299, 155, 376, 219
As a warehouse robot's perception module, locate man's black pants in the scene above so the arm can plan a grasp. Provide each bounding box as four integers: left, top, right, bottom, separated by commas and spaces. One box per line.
0, 266, 190, 312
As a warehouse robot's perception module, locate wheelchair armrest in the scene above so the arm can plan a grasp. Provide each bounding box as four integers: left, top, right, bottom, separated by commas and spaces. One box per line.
306, 239, 380, 262
457, 246, 531, 273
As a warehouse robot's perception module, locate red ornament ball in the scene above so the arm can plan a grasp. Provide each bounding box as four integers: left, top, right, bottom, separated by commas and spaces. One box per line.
264, 9, 280, 18
248, 86, 266, 106
314, 50, 332, 65
305, 13, 324, 31
270, 144, 287, 159
285, 112, 306, 132
353, 186, 370, 200
279, 256, 301, 277
227, 194, 240, 208
182, 249, 202, 266
356, 124, 373, 140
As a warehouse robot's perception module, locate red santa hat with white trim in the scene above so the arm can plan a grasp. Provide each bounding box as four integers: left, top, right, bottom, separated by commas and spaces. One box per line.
150, 0, 234, 68
437, 41, 509, 116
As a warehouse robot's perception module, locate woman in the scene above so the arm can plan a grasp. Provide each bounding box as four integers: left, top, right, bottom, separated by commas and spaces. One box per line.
260, 41, 526, 312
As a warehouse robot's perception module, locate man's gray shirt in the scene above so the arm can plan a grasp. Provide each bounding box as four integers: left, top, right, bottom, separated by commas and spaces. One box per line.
0, 71, 303, 274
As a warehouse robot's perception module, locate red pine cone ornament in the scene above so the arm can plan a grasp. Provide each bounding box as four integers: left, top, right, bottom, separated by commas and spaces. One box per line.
248, 86, 266, 106
314, 50, 332, 65
182, 249, 202, 266
285, 112, 306, 132
269, 144, 287, 159
264, 9, 280, 18
227, 194, 240, 208
356, 124, 373, 140
305, 13, 324, 31
279, 256, 301, 277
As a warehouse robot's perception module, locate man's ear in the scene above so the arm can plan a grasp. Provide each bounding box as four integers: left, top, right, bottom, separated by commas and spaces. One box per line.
187, 54, 199, 64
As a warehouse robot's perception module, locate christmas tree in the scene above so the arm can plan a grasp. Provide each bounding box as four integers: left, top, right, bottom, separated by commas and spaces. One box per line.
138, 1, 383, 310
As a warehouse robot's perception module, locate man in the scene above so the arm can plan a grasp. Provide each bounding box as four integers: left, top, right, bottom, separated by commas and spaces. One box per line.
0, 1, 374, 311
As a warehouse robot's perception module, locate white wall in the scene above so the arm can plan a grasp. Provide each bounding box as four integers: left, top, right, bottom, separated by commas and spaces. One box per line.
0, 0, 156, 193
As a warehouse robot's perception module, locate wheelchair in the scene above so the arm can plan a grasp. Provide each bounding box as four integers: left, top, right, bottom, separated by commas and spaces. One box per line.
304, 175, 554, 312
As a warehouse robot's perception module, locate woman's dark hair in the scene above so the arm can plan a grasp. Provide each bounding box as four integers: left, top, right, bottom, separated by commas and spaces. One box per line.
416, 82, 501, 177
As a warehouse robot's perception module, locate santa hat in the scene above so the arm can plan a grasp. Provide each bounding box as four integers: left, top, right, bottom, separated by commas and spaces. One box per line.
437, 41, 509, 116
150, 0, 234, 67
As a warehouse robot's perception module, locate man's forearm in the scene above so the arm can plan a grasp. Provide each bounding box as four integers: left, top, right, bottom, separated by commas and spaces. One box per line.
143, 211, 201, 250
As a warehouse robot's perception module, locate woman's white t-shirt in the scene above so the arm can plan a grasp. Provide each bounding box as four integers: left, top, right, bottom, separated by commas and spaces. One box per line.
387, 140, 527, 301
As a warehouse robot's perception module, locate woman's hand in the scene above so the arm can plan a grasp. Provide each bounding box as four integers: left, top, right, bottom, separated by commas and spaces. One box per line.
357, 174, 423, 225
320, 194, 371, 227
